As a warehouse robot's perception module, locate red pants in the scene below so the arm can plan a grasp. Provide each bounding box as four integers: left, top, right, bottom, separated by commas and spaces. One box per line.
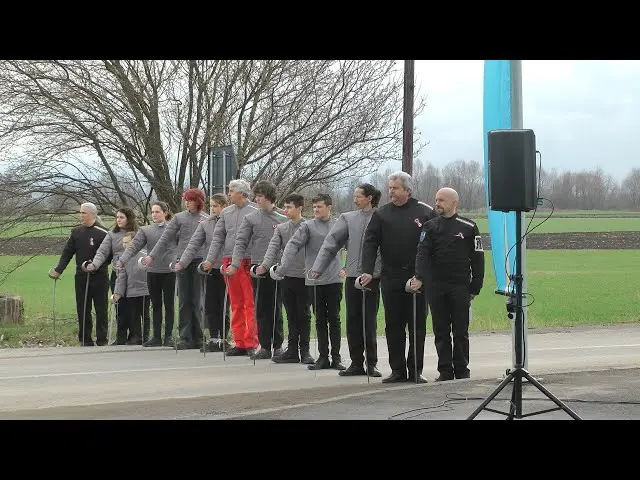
222, 257, 257, 349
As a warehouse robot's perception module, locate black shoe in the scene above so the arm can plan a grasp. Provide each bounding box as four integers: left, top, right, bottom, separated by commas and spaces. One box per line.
331, 357, 346, 370
246, 348, 257, 357
338, 364, 366, 376
435, 372, 455, 382
367, 365, 383, 377
110, 339, 127, 346
308, 356, 331, 370
79, 339, 95, 346
300, 350, 315, 365
382, 371, 408, 383
455, 370, 470, 379
143, 337, 163, 347
272, 349, 300, 363
250, 348, 272, 360
273, 347, 283, 357
200, 341, 221, 353
163, 337, 174, 347
408, 373, 428, 384
175, 341, 192, 350
226, 346, 248, 356
95, 339, 108, 346
126, 337, 142, 346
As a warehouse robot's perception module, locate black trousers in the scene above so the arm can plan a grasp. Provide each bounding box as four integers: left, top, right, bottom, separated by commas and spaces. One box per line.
177, 260, 203, 346
147, 271, 176, 341
380, 274, 428, 377
251, 273, 284, 351
203, 268, 230, 340
430, 283, 471, 376
345, 277, 380, 368
280, 276, 311, 353
116, 296, 150, 343
74, 272, 109, 344
310, 282, 343, 359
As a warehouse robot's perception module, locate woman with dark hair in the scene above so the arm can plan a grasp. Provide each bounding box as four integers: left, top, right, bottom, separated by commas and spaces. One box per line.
310, 183, 384, 377
117, 201, 176, 346
86, 206, 146, 344
140, 188, 209, 350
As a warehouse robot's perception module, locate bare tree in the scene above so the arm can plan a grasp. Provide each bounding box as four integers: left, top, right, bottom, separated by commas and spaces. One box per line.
621, 167, 640, 210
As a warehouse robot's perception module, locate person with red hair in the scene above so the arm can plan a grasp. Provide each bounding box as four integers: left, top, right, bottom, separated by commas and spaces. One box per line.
133, 187, 209, 349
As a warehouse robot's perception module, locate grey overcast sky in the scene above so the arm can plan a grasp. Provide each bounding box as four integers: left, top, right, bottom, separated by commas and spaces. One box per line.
407, 60, 640, 181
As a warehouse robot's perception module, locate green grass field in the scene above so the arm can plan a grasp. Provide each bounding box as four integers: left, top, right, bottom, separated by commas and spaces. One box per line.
0, 251, 638, 347
472, 217, 639, 234
1, 214, 637, 239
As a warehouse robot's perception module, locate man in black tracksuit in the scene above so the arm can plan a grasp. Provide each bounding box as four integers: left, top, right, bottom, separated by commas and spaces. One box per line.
412, 187, 485, 381
50, 202, 111, 346
360, 172, 436, 383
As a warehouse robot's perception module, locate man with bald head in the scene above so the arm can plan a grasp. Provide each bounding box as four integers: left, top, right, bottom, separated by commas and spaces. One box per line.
411, 187, 485, 381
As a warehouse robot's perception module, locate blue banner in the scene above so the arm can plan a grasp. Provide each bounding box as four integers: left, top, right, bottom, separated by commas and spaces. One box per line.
483, 60, 517, 295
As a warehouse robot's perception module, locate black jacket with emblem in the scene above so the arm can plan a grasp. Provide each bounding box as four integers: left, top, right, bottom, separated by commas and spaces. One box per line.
54, 223, 111, 276
414, 213, 485, 295
361, 197, 436, 281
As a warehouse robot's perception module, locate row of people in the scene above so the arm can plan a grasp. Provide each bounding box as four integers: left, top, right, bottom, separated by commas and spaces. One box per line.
50, 171, 484, 383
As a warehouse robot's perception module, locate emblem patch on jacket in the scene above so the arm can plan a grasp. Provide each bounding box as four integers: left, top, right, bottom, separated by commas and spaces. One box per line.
474, 235, 483, 252
414, 218, 422, 228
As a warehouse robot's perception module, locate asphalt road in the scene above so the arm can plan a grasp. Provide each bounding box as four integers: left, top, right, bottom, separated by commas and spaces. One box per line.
1, 323, 639, 420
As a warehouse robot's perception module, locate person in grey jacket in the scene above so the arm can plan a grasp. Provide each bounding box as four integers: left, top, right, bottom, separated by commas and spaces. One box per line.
258, 193, 314, 365
311, 183, 383, 378
176, 193, 231, 353
201, 179, 259, 357
113, 232, 150, 345
140, 188, 209, 350
274, 193, 345, 371
86, 206, 143, 341
117, 201, 176, 347
228, 180, 287, 360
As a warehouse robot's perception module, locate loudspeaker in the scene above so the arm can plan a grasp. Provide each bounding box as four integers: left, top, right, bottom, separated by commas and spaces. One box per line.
487, 129, 537, 212
208, 145, 239, 195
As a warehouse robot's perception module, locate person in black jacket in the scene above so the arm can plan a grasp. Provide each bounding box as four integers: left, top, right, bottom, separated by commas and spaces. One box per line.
411, 187, 485, 381
49, 202, 111, 346
360, 171, 436, 383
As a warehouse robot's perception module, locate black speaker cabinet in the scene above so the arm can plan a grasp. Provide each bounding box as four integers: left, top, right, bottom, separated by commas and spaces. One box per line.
487, 129, 537, 212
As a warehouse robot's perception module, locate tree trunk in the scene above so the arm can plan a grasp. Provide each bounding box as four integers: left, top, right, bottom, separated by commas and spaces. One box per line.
0, 294, 24, 325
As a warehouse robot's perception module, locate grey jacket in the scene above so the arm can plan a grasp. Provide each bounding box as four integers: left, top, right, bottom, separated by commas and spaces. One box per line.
119, 223, 174, 273
206, 201, 259, 263
114, 250, 150, 298
231, 207, 289, 267
278, 217, 341, 286
261, 219, 306, 278
179, 215, 221, 268
91, 229, 133, 270
149, 210, 209, 261
312, 209, 382, 278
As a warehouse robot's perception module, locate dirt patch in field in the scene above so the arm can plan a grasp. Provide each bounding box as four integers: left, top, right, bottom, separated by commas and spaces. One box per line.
0, 232, 637, 256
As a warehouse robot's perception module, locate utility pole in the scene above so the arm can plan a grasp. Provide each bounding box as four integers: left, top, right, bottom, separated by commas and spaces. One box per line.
402, 60, 415, 176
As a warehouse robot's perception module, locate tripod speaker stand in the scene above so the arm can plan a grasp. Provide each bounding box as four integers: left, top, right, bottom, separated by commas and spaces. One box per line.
466, 211, 582, 420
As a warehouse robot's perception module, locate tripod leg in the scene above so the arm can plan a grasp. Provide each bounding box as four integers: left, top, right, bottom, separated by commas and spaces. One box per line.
466, 372, 515, 420
522, 371, 583, 420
